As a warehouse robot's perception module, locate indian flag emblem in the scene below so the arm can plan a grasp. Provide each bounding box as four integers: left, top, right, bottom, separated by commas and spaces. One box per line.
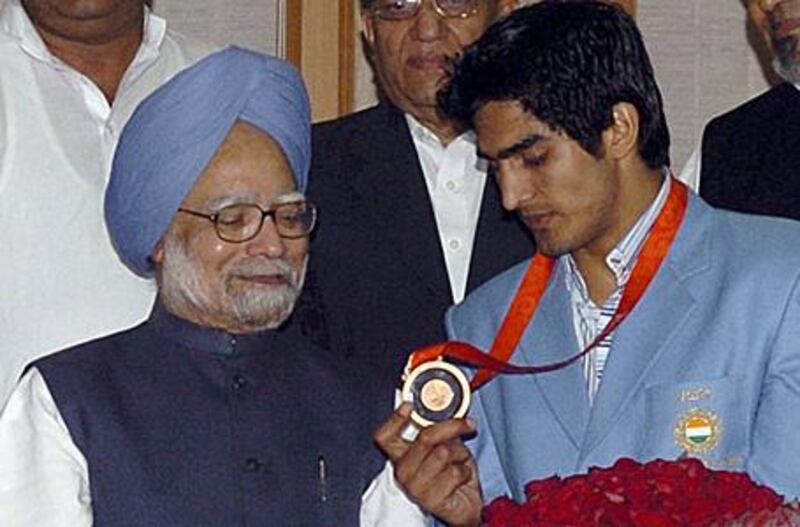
674, 408, 721, 454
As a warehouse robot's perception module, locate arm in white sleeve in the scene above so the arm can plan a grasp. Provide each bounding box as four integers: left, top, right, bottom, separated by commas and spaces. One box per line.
360, 389, 432, 527
0, 368, 92, 527
360, 461, 432, 527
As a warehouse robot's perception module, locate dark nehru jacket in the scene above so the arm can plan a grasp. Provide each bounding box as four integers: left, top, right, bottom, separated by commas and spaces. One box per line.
699, 82, 800, 221
34, 301, 388, 527
304, 102, 535, 383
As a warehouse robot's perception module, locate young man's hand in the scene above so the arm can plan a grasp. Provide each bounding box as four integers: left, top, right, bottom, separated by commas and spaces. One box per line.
373, 403, 483, 527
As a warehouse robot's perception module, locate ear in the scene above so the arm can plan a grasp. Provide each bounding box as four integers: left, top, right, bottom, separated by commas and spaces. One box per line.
602, 102, 639, 161
495, 0, 520, 18
151, 240, 165, 266
612, 0, 637, 18
746, 0, 770, 43
361, 9, 376, 48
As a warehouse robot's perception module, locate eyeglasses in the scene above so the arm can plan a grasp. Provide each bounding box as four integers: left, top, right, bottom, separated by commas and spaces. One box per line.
178, 200, 317, 243
371, 0, 482, 20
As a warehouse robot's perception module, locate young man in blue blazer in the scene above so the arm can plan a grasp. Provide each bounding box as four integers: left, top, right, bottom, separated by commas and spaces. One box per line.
367, 3, 800, 526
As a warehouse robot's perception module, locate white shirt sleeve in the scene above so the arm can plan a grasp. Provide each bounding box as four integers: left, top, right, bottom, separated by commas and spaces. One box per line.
360, 389, 431, 526
360, 461, 430, 527
0, 368, 93, 527
677, 143, 702, 191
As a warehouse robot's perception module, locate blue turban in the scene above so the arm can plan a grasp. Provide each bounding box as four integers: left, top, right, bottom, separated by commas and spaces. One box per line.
105, 46, 311, 277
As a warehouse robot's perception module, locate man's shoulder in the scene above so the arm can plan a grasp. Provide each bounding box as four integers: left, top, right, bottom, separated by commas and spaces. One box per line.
706, 83, 800, 132
313, 103, 405, 143
33, 323, 147, 378
448, 259, 533, 334
708, 204, 800, 260
160, 27, 219, 67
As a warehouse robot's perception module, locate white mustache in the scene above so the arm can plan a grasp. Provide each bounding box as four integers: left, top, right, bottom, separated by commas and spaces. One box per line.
228, 258, 295, 282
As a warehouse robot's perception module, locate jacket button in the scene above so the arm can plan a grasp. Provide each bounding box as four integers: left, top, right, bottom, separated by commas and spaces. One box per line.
244, 458, 262, 472
231, 375, 247, 391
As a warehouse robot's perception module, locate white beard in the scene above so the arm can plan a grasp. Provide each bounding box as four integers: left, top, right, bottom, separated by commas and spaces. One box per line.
159, 231, 305, 332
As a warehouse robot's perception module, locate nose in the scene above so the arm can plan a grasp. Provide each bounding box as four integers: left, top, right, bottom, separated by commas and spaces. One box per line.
245, 218, 286, 259
410, 0, 446, 41
495, 162, 534, 212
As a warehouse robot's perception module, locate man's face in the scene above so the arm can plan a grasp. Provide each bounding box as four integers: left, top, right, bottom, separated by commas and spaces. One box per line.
153, 122, 309, 334
748, 0, 800, 83
21, 0, 143, 43
475, 100, 623, 260
362, 0, 504, 119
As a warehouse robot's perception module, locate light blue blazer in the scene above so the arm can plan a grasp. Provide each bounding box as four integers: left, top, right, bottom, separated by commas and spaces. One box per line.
446, 193, 800, 503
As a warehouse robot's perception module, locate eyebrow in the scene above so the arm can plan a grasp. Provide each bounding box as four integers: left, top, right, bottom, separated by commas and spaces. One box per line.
203, 190, 305, 211
204, 192, 260, 211
272, 190, 306, 205
477, 133, 546, 162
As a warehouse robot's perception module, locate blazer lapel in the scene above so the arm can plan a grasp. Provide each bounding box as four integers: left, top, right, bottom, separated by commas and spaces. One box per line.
518, 264, 591, 449
351, 105, 451, 302
579, 197, 712, 461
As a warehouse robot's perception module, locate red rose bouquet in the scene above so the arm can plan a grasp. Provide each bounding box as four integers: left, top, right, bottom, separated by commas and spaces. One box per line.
483, 458, 800, 526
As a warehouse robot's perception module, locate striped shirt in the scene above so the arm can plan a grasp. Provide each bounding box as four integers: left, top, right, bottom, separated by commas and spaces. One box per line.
564, 175, 672, 404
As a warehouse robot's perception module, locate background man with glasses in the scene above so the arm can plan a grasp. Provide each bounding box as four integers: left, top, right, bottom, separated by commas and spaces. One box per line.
0, 47, 387, 527
304, 0, 534, 385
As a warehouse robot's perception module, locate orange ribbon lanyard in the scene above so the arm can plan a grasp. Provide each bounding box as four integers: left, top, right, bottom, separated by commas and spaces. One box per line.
409, 179, 689, 391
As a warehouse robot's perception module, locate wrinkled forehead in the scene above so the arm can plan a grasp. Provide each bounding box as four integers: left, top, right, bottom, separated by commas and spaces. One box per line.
182, 122, 300, 210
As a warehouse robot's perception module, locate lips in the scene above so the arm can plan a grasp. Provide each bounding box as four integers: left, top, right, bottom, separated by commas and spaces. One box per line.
520, 210, 555, 230
406, 55, 447, 70
237, 274, 289, 286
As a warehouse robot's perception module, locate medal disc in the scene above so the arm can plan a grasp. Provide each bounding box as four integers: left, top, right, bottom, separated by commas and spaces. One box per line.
402, 360, 471, 427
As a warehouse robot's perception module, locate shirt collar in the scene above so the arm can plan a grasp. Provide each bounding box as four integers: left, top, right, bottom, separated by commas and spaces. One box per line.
147, 298, 297, 357
565, 171, 672, 295
405, 112, 476, 150
0, 0, 166, 70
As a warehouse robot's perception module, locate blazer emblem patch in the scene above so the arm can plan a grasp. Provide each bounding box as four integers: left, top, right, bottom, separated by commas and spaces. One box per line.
674, 407, 722, 454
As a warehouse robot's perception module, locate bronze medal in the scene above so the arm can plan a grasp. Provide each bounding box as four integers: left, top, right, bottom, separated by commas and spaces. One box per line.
401, 359, 471, 427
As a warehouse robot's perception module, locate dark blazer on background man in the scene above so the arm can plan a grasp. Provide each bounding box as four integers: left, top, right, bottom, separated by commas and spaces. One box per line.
699, 82, 800, 221
302, 102, 535, 383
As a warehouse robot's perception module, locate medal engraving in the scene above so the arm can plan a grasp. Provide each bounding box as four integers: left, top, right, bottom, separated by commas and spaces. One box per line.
402, 359, 471, 427
420, 378, 455, 412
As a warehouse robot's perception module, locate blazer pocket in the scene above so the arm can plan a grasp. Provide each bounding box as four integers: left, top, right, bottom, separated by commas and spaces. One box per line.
640, 376, 748, 470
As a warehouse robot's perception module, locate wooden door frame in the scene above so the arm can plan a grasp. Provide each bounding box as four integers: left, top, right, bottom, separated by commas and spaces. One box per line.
286, 0, 357, 120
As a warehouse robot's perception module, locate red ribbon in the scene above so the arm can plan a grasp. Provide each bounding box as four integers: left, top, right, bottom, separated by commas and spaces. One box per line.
408, 179, 689, 391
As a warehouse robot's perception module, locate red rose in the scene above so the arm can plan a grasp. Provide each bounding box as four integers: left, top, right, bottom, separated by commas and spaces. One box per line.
482, 458, 793, 527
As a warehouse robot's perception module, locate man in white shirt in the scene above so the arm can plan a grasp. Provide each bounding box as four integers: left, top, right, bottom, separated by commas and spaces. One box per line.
679, 0, 800, 220
304, 0, 534, 384
0, 0, 211, 408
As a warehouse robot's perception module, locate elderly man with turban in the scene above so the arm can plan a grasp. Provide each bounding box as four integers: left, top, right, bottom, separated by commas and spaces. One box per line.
0, 47, 388, 527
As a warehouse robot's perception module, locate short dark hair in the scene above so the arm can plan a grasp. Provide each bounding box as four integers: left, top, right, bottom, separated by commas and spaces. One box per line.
439, 0, 670, 169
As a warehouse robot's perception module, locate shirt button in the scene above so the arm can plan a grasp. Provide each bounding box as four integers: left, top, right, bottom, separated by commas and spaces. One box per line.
449, 239, 462, 250
231, 375, 247, 391
244, 458, 262, 472
445, 180, 457, 191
